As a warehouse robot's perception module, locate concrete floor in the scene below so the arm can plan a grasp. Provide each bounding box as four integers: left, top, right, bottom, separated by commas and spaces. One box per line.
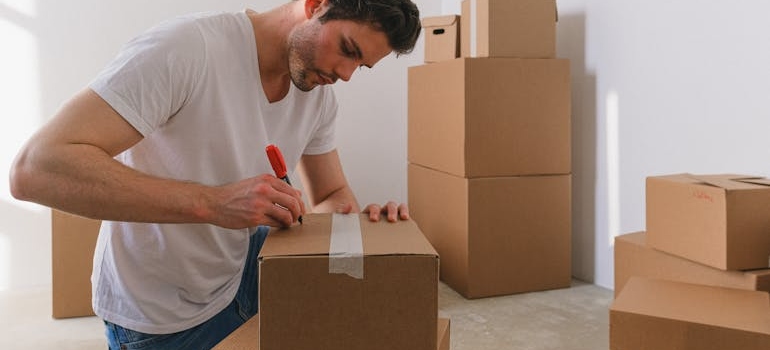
0, 280, 612, 349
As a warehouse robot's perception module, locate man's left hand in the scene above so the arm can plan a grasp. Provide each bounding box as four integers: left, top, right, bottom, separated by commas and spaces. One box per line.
362, 201, 410, 222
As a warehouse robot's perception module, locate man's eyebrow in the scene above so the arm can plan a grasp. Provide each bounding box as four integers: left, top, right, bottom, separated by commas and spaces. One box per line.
347, 37, 373, 68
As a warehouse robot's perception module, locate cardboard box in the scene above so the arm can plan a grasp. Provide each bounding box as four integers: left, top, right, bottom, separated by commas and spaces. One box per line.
610, 277, 770, 350
213, 316, 451, 350
52, 210, 100, 319
461, 0, 557, 58
614, 231, 770, 297
408, 57, 570, 178
408, 163, 571, 298
258, 214, 439, 350
646, 174, 770, 270
422, 15, 460, 63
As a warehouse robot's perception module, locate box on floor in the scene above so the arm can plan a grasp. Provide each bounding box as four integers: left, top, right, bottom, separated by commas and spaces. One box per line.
422, 15, 460, 63
614, 231, 770, 297
610, 277, 770, 350
52, 210, 100, 319
213, 316, 451, 350
408, 164, 571, 298
461, 0, 557, 58
646, 173, 770, 270
258, 214, 439, 350
408, 57, 571, 178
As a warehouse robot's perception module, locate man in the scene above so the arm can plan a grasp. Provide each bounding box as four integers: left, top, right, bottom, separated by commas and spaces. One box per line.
9, 0, 421, 348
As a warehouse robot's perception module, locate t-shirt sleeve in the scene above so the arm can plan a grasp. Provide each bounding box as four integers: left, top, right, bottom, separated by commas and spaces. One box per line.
89, 17, 205, 137
302, 87, 338, 155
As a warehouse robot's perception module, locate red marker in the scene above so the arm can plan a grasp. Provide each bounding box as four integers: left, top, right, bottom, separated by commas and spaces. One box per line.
265, 144, 302, 224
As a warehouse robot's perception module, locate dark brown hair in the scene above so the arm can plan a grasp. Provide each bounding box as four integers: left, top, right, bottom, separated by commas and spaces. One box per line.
318, 0, 421, 55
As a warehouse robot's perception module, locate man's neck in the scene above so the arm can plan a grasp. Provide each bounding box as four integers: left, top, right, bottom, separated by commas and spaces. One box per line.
247, 2, 305, 102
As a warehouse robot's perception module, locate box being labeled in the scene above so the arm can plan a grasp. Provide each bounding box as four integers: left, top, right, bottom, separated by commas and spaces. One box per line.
610, 277, 770, 350
408, 58, 570, 178
52, 210, 101, 319
213, 315, 451, 350
461, 0, 557, 58
646, 174, 770, 270
258, 214, 439, 350
614, 232, 770, 297
408, 164, 571, 298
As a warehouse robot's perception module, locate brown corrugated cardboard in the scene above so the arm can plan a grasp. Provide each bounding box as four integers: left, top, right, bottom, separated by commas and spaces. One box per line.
614, 231, 770, 297
610, 277, 770, 350
258, 214, 439, 350
52, 210, 100, 319
408, 57, 570, 178
408, 163, 571, 298
461, 0, 556, 58
213, 316, 451, 350
646, 174, 770, 270
422, 15, 460, 63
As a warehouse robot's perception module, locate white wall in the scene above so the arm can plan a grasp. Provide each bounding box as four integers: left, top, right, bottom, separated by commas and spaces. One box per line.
0, 0, 440, 291
581, 0, 770, 288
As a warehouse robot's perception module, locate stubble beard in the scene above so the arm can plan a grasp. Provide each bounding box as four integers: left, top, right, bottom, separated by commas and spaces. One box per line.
287, 23, 321, 92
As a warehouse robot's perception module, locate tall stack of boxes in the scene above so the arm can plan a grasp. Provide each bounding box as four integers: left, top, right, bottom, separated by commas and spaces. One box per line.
611, 174, 770, 349
408, 0, 572, 299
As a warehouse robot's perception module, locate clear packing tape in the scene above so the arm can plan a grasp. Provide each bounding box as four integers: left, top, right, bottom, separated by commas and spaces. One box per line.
328, 213, 364, 279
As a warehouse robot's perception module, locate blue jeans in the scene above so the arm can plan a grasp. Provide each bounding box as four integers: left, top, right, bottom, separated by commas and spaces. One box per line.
104, 227, 268, 350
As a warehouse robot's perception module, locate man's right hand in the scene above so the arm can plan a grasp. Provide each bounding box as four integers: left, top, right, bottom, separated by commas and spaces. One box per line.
211, 174, 305, 229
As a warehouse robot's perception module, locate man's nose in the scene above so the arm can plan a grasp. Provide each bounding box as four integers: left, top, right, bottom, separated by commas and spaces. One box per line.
335, 60, 359, 82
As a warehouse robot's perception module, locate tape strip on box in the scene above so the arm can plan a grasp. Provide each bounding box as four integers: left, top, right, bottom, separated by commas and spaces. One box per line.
329, 213, 364, 279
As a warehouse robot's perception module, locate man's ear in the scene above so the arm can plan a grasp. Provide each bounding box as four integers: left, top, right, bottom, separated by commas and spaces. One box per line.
304, 0, 329, 19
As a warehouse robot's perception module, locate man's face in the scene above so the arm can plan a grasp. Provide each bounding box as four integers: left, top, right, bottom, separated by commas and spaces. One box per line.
287, 16, 392, 91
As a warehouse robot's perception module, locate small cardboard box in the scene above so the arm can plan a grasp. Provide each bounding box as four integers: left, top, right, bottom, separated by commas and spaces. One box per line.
258, 214, 439, 350
614, 232, 770, 297
52, 210, 100, 319
646, 174, 770, 270
422, 15, 461, 63
610, 277, 770, 350
461, 0, 557, 58
408, 57, 570, 178
213, 316, 451, 350
408, 163, 571, 298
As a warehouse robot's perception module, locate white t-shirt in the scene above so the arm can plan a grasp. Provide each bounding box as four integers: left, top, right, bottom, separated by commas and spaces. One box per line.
89, 11, 337, 334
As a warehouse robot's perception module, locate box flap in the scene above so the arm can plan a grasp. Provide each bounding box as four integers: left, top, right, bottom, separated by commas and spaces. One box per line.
735, 177, 770, 187
421, 15, 459, 28
259, 213, 438, 259
687, 174, 768, 190
612, 277, 770, 335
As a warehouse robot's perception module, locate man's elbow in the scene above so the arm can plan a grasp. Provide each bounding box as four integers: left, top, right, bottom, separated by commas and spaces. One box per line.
9, 153, 37, 202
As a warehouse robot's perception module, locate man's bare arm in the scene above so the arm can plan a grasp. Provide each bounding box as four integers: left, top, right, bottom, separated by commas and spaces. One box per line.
10, 88, 303, 228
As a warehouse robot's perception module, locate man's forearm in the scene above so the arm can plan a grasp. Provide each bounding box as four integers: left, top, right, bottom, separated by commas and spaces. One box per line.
11, 142, 213, 224
309, 185, 360, 214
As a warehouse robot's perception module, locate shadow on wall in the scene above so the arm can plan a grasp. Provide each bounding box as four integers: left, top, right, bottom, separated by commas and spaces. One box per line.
557, 13, 598, 284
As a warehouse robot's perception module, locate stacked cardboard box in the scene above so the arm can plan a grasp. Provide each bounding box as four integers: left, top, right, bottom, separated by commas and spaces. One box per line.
409, 0, 571, 299
51, 210, 100, 319
611, 173, 770, 349
257, 214, 440, 350
213, 316, 451, 350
